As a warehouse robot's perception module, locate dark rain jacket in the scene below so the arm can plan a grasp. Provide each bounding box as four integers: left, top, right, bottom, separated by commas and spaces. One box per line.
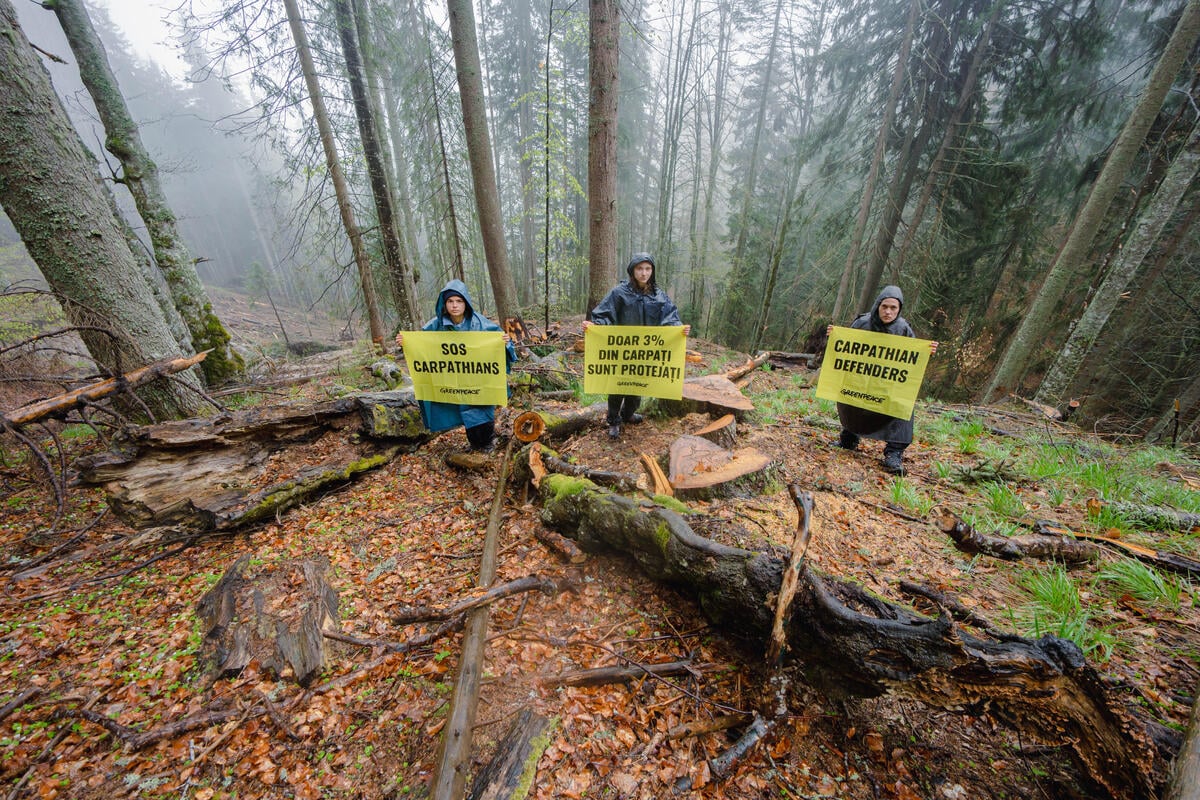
589, 254, 683, 328
417, 279, 517, 433
837, 285, 916, 445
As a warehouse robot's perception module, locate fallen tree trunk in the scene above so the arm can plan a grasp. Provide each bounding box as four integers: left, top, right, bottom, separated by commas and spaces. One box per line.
74, 390, 429, 532
938, 511, 1100, 563
536, 474, 1164, 799
1036, 520, 1200, 579
467, 707, 553, 800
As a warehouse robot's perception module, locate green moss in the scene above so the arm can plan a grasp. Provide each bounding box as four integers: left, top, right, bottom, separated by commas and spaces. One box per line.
234, 451, 395, 526
541, 474, 597, 501
652, 495, 690, 514
653, 521, 672, 557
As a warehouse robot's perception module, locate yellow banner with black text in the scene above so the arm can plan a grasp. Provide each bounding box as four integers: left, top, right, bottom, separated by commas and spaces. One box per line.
816, 326, 931, 419
583, 325, 686, 400
399, 331, 509, 406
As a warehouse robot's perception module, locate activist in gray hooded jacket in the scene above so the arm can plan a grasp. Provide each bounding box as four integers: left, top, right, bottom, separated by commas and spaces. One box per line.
836, 285, 917, 463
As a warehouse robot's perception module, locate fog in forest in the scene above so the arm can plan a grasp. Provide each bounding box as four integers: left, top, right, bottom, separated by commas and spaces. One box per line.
2, 0, 1198, 436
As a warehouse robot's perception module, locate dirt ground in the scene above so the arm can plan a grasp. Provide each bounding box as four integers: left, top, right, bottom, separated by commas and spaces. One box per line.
0, 317, 1196, 800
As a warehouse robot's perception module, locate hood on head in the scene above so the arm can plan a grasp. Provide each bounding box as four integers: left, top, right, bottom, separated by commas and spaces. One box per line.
873, 285, 904, 313
436, 279, 475, 320
626, 252, 656, 279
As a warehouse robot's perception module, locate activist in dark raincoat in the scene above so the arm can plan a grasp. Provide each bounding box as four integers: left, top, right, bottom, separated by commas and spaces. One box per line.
398, 279, 517, 452
585, 253, 689, 439
834, 285, 932, 474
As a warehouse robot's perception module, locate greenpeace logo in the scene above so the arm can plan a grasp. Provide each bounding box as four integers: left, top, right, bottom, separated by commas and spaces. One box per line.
616, 380, 649, 388
840, 388, 885, 404
441, 387, 481, 396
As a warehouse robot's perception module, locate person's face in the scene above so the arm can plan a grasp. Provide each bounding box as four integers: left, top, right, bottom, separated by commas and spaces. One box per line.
878, 298, 900, 324
632, 262, 653, 288
445, 295, 466, 321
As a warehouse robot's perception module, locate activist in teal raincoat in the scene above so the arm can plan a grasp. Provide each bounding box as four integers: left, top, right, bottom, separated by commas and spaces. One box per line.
396, 279, 517, 452
831, 285, 937, 474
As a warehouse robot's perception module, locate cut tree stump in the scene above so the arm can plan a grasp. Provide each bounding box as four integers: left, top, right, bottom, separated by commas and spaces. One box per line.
658, 374, 754, 418
668, 435, 778, 500
535, 474, 1164, 800
693, 413, 737, 449
74, 390, 428, 532
196, 554, 340, 687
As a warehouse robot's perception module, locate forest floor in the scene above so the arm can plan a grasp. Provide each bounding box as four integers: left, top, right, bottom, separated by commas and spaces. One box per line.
1, 300, 1198, 800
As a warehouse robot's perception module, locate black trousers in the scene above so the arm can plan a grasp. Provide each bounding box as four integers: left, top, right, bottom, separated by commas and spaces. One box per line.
606, 395, 641, 425
840, 429, 907, 455
465, 421, 495, 450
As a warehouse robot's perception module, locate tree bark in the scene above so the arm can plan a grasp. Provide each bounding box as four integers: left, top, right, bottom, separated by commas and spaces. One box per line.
0, 0, 202, 420
282, 0, 387, 347
46, 0, 244, 387
1036, 122, 1200, 406
984, 0, 1200, 400
832, 0, 920, 321
536, 474, 1163, 799
586, 0, 620, 313
447, 0, 520, 322
344, 0, 421, 330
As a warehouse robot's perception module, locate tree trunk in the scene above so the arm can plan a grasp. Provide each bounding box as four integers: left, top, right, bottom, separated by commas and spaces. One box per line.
984, 0, 1200, 401
282, 0, 387, 347
855, 103, 937, 312
416, 0, 465, 281
0, 0, 202, 420
586, 0, 620, 313
725, 0, 783, 318
1037, 123, 1200, 406
832, 0, 920, 321
47, 0, 243, 386
334, 0, 420, 331
891, 0, 1001, 281
446, 0, 520, 322
537, 474, 1162, 799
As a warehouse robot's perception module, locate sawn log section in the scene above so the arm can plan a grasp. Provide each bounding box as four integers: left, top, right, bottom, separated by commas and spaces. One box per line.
536, 473, 1164, 800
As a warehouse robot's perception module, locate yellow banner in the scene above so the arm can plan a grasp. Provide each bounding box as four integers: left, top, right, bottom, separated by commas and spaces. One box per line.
815, 326, 931, 418
584, 325, 686, 400
400, 331, 509, 406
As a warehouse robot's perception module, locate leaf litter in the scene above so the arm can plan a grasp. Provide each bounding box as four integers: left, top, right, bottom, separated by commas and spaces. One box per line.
0, 354, 1197, 799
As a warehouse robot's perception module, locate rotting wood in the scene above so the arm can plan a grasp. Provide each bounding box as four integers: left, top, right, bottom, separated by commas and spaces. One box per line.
1, 351, 208, 427
430, 436, 515, 800
534, 526, 586, 564
539, 659, 701, 689
765, 351, 816, 368
898, 580, 1024, 641
937, 510, 1100, 563
467, 707, 554, 800
536, 474, 1164, 799
74, 391, 425, 532
1036, 520, 1200, 579
1096, 500, 1200, 532
196, 555, 340, 687
0, 688, 39, 726
767, 486, 815, 666
392, 575, 565, 623
537, 446, 639, 492
1166, 683, 1200, 800
667, 713, 754, 739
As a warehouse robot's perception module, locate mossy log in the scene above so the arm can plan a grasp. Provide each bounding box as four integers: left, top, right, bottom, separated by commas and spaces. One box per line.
535, 474, 1165, 800
74, 390, 429, 532
196, 554, 339, 686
